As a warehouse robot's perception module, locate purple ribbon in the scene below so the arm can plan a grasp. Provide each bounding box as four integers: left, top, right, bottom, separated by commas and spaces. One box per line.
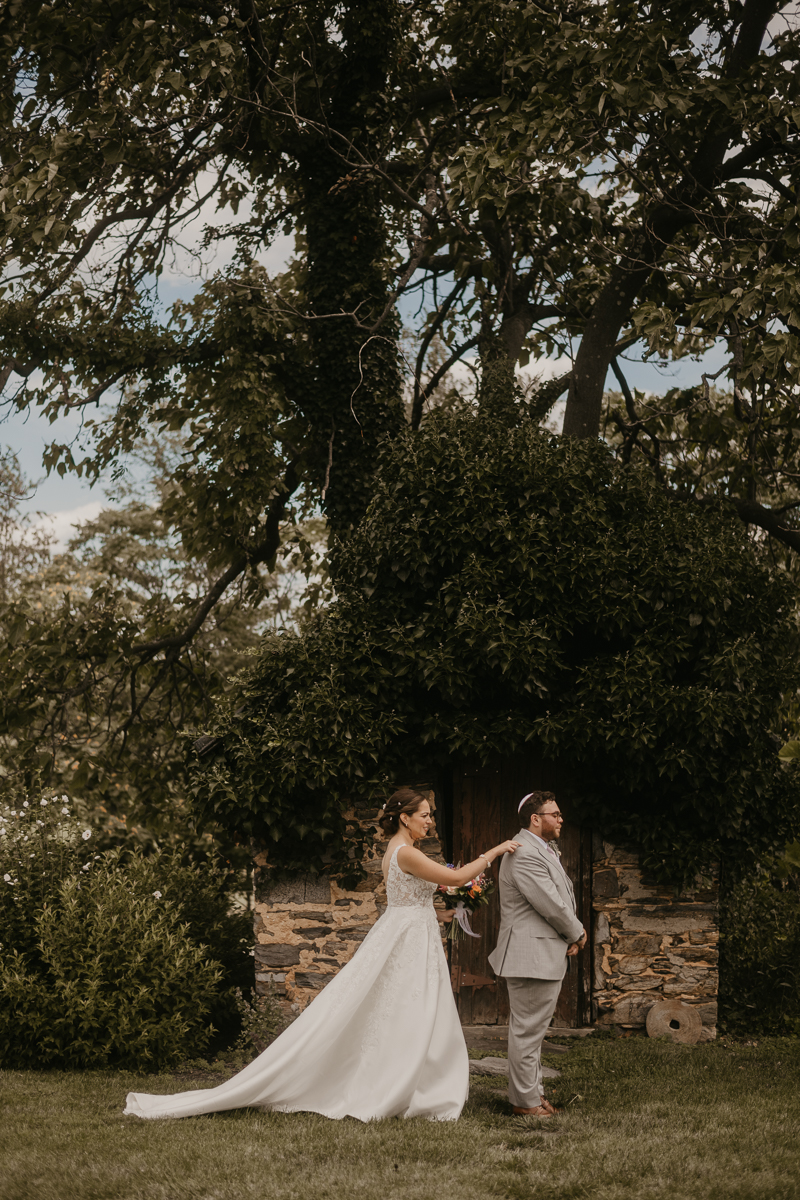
454, 901, 480, 938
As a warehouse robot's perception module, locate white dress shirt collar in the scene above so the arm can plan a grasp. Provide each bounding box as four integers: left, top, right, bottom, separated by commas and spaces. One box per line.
527, 830, 550, 852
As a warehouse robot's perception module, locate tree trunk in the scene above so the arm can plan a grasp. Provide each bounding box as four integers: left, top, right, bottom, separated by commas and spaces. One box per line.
561, 266, 646, 439
561, 0, 780, 441
297, 2, 405, 535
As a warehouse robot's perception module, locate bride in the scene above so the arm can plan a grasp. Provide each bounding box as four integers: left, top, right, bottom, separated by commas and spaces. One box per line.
125, 786, 520, 1122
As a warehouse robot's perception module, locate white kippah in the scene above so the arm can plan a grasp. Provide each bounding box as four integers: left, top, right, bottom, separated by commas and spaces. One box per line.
518, 793, 535, 813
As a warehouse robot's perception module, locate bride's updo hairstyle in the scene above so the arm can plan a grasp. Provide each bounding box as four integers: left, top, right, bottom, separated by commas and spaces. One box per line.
378, 787, 427, 836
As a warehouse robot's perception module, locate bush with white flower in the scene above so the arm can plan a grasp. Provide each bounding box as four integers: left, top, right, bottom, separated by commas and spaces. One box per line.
0, 788, 253, 1071
0, 794, 94, 929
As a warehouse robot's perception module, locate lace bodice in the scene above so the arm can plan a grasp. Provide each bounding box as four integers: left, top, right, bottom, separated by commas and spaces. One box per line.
386, 847, 437, 908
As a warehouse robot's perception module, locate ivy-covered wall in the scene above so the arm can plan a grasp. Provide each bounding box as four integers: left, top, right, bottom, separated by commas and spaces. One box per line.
193, 412, 800, 889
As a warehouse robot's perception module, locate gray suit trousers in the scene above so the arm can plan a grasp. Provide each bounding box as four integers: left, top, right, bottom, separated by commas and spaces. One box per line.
506, 976, 563, 1109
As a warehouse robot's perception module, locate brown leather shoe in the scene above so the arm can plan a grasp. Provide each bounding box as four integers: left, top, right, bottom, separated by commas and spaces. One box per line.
512, 1105, 552, 1117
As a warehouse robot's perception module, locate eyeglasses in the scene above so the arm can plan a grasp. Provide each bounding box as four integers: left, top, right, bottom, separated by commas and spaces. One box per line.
537, 810, 563, 821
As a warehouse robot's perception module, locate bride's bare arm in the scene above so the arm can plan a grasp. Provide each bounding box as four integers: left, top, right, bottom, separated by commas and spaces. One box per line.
397, 841, 521, 886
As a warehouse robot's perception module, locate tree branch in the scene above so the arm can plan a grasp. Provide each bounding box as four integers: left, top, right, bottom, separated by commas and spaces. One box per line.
563, 0, 786, 440
368, 172, 440, 336
610, 357, 639, 424
415, 335, 480, 420
407, 79, 500, 113
411, 276, 470, 429
700, 495, 800, 553
718, 136, 792, 181
0, 357, 41, 392
724, 166, 797, 203
63, 367, 130, 409
526, 371, 572, 422
133, 461, 298, 658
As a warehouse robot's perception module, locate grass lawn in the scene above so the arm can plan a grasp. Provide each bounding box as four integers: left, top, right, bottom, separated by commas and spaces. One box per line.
1, 1034, 798, 1200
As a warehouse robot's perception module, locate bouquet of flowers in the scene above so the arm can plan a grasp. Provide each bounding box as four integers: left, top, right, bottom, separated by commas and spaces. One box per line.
437, 868, 495, 942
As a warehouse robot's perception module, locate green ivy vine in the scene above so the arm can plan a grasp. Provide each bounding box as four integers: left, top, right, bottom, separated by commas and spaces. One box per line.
191, 411, 800, 886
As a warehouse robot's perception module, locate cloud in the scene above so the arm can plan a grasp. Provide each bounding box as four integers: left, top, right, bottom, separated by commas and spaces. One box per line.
527, 356, 572, 382
34, 501, 107, 551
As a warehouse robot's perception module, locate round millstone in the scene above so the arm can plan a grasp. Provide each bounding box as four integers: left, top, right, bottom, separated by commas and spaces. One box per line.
645, 999, 702, 1044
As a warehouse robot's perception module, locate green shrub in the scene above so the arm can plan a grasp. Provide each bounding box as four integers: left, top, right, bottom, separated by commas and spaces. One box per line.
0, 792, 93, 962
0, 792, 254, 1069
0, 865, 222, 1069
112, 847, 255, 1051
232, 985, 289, 1060
720, 866, 800, 1036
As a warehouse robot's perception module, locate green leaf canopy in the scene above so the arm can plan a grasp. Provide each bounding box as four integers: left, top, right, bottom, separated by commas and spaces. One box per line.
192, 415, 800, 885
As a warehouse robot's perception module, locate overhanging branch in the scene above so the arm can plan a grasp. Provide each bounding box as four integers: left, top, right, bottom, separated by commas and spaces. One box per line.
700, 495, 800, 553
133, 461, 299, 659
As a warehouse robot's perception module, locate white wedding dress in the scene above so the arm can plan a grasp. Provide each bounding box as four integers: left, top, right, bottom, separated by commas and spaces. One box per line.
124, 848, 469, 1122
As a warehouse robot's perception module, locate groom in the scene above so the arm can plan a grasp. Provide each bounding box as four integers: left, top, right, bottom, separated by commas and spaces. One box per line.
488, 790, 586, 1116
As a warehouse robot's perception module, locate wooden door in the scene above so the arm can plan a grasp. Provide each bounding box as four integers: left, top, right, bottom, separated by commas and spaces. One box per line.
450, 754, 592, 1027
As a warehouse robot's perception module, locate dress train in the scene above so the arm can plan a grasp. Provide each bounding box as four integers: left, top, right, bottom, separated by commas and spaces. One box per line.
124, 848, 469, 1122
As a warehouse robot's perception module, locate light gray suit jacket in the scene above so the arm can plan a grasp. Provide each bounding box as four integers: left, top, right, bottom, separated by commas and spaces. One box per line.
488, 828, 585, 981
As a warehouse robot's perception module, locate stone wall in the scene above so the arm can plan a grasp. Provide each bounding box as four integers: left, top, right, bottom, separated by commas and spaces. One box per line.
592, 839, 718, 1040
252, 792, 445, 1011
253, 811, 719, 1035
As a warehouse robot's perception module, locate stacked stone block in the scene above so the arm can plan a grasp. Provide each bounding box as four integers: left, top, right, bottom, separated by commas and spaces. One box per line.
592, 839, 718, 1039
252, 793, 445, 1011
252, 804, 720, 1033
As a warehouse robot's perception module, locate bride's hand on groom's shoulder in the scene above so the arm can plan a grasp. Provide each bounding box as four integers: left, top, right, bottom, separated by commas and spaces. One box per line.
494, 839, 522, 858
